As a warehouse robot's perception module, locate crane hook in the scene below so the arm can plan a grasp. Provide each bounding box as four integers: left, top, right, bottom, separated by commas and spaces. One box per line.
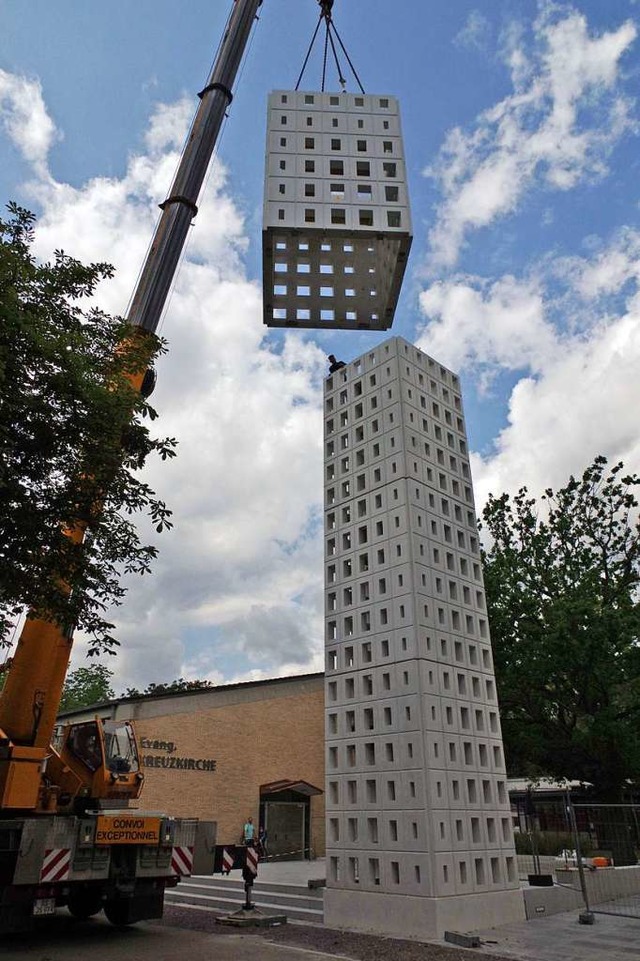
318, 0, 334, 21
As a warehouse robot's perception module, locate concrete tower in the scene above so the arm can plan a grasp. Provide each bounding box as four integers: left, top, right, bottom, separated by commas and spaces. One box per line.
263, 90, 412, 331
323, 337, 524, 939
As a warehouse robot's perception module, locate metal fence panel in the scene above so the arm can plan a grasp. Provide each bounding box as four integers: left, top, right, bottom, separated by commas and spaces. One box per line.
568, 803, 640, 920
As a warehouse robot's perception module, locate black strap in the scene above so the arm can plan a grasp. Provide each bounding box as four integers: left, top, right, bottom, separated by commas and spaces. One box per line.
198, 81, 234, 103
295, 13, 323, 91
326, 21, 346, 90
321, 17, 330, 91
159, 195, 199, 216
330, 20, 365, 95
295, 1, 365, 93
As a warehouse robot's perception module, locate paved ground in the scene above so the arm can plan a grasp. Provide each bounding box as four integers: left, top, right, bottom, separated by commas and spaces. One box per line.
0, 915, 337, 961
219, 858, 640, 961
474, 910, 640, 961
6, 906, 640, 961
4, 860, 640, 961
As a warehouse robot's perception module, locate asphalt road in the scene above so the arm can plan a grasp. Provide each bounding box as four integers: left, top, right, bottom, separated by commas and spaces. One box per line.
0, 907, 505, 961
5, 893, 638, 961
0, 914, 336, 961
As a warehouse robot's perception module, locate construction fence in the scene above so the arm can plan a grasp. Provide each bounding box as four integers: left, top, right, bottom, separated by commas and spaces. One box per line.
516, 798, 640, 920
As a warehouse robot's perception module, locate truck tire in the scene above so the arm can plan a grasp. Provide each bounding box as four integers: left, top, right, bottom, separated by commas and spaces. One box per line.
68, 891, 103, 921
104, 899, 137, 927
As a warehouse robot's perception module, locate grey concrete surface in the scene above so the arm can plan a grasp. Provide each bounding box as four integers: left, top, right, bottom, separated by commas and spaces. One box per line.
472, 909, 640, 961
10, 862, 640, 961
251, 859, 640, 961
203, 859, 640, 961
0, 915, 337, 961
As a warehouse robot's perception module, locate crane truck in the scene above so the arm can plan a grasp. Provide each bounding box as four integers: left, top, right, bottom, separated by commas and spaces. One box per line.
0, 0, 264, 933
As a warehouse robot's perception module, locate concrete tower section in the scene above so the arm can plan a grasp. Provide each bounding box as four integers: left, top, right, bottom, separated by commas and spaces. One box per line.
263, 90, 412, 331
323, 337, 524, 939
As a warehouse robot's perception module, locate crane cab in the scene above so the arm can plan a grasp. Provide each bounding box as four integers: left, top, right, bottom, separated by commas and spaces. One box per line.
49, 719, 144, 811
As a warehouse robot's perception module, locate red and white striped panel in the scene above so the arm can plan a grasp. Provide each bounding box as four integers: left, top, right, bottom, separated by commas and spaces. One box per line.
245, 845, 258, 877
222, 847, 234, 874
171, 845, 194, 877
40, 848, 71, 883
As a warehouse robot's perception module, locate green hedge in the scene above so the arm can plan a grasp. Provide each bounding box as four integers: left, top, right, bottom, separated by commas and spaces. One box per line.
514, 831, 594, 857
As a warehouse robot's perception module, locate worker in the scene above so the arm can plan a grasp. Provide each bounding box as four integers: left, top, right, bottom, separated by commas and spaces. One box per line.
328, 354, 346, 373
243, 816, 255, 846
108, 754, 131, 774
71, 724, 102, 772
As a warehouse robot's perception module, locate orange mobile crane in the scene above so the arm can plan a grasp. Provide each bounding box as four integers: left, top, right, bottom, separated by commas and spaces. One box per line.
0, 0, 263, 932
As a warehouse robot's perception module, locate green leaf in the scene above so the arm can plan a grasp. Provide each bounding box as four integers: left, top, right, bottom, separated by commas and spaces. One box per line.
482, 455, 640, 800
0, 205, 177, 656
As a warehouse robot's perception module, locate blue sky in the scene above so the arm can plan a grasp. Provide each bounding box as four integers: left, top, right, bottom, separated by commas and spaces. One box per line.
1, 0, 639, 689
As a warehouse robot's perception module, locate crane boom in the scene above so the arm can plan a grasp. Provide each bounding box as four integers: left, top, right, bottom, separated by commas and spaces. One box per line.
0, 0, 263, 798
0, 0, 267, 934
129, 0, 263, 334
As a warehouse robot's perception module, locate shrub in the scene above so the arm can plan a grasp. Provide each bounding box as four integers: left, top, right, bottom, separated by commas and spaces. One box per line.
514, 831, 593, 857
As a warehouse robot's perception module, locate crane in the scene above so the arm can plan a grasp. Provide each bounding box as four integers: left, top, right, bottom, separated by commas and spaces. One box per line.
0, 0, 266, 931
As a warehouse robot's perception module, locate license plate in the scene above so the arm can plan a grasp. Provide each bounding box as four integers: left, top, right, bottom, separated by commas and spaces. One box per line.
33, 898, 56, 916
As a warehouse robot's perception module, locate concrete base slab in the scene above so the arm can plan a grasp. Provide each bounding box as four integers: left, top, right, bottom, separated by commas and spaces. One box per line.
444, 930, 481, 948
523, 882, 582, 919
324, 886, 525, 940
557, 864, 640, 903
216, 908, 287, 928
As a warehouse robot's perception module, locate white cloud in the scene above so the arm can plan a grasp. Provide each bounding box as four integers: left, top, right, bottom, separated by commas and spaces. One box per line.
473, 307, 640, 507
1, 72, 328, 692
417, 274, 558, 378
218, 601, 324, 669
426, 7, 637, 269
144, 96, 192, 154
565, 228, 640, 300
454, 11, 492, 54
418, 5, 640, 551
0, 69, 59, 175
417, 4, 640, 506
418, 233, 640, 508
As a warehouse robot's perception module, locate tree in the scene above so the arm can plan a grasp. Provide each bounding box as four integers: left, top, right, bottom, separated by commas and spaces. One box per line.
481, 456, 640, 807
59, 663, 115, 713
122, 678, 215, 698
59, 673, 214, 710
0, 204, 176, 656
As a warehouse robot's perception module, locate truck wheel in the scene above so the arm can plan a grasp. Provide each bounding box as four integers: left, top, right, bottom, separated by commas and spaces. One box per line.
104, 899, 136, 927
68, 892, 103, 920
